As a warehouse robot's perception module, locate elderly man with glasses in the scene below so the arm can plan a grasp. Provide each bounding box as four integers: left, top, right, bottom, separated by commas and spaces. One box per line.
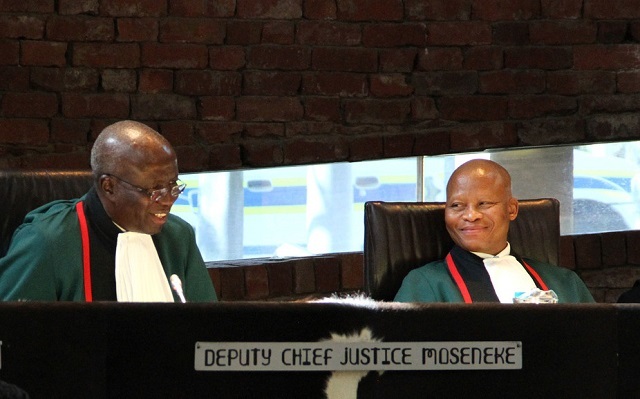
0, 120, 217, 302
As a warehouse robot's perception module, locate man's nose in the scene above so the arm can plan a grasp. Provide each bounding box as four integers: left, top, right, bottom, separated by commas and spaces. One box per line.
464, 206, 481, 220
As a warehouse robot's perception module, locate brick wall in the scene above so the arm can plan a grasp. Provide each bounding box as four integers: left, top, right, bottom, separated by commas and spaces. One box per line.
1, 0, 640, 302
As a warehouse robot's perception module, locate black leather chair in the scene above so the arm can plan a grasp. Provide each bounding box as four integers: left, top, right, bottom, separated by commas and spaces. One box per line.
0, 170, 94, 256
363, 198, 561, 301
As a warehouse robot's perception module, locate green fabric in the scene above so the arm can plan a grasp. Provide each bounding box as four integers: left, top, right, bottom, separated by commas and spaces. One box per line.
394, 257, 594, 304
0, 196, 217, 302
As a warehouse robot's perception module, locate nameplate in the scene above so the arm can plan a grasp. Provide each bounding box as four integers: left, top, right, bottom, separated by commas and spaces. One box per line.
194, 341, 522, 371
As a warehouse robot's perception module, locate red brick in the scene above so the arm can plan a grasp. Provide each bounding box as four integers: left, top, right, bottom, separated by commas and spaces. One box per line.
349, 136, 383, 161
218, 267, 245, 300
209, 144, 243, 169
62, 93, 130, 118
101, 69, 137, 92
384, 133, 417, 158
464, 46, 503, 70
51, 118, 91, 144
426, 22, 491, 45
370, 74, 414, 97
585, 0, 640, 19
406, 0, 471, 20
541, 0, 581, 18
101, 0, 167, 17
296, 21, 361, 46
418, 47, 463, 70
580, 95, 640, 114
344, 99, 411, 124
0, 15, 44, 39
450, 122, 518, 152
142, 43, 207, 68
0, 67, 29, 90
602, 232, 627, 267
31, 67, 99, 91
131, 94, 196, 120
618, 71, 640, 93
266, 263, 293, 298
574, 45, 640, 70
117, 18, 159, 42
139, 69, 173, 93
237, 0, 302, 18
0, 0, 53, 12
248, 45, 311, 70
21, 41, 67, 67
207, 268, 221, 297
627, 231, 640, 265
586, 114, 640, 141
199, 97, 236, 121
479, 70, 545, 94
175, 70, 242, 95
236, 142, 283, 167
363, 23, 427, 47
314, 257, 341, 293
206, 0, 235, 17
411, 97, 438, 120
304, 97, 341, 122
0, 119, 49, 145
293, 259, 316, 294
174, 146, 209, 172
73, 43, 140, 68
505, 47, 572, 69
157, 120, 196, 146
508, 95, 577, 119
492, 22, 529, 45
210, 46, 246, 70
311, 47, 377, 72
597, 21, 629, 43
413, 71, 478, 95
244, 123, 284, 138
340, 253, 364, 290
237, 96, 303, 122
2, 92, 58, 117
518, 118, 585, 145
547, 71, 616, 94
46, 16, 114, 41
0, 40, 19, 65
302, 72, 367, 96
244, 265, 270, 299
336, 0, 403, 21
473, 0, 540, 21
574, 234, 602, 269
243, 71, 301, 96
303, 0, 337, 19
169, 0, 207, 16
226, 20, 262, 45
284, 138, 347, 164
160, 18, 225, 43
197, 122, 242, 143
530, 21, 597, 45
58, 0, 99, 15
439, 96, 508, 121
262, 21, 295, 44
559, 235, 576, 269
380, 48, 417, 73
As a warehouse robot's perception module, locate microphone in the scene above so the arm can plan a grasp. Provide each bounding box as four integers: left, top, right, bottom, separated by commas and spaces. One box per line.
170, 274, 187, 303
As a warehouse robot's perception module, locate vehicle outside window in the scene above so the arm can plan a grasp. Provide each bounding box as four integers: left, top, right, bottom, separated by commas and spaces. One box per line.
172, 142, 640, 262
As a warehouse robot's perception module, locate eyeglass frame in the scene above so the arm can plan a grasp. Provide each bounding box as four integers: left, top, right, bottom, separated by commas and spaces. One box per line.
103, 173, 186, 202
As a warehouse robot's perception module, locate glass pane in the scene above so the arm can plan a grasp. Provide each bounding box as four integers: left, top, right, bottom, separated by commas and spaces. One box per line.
171, 157, 419, 261
422, 142, 640, 236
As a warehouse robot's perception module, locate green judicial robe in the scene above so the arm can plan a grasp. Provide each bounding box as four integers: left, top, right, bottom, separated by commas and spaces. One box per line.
394, 248, 594, 304
0, 190, 217, 302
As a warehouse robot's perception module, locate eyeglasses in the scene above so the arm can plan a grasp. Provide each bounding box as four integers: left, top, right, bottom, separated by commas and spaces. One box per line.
104, 174, 186, 202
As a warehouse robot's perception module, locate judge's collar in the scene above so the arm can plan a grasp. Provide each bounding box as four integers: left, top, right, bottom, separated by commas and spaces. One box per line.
471, 242, 511, 259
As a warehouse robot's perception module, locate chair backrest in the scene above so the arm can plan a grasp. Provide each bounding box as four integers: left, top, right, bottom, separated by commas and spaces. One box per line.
0, 170, 94, 256
364, 198, 560, 301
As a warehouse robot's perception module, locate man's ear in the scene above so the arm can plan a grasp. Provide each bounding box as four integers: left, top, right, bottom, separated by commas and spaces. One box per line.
508, 197, 519, 221
99, 175, 114, 195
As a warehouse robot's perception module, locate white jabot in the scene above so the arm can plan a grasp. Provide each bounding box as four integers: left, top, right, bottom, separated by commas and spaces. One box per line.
115, 232, 174, 302
472, 243, 536, 304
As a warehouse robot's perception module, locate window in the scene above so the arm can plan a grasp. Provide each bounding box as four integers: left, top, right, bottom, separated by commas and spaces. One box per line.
172, 142, 640, 262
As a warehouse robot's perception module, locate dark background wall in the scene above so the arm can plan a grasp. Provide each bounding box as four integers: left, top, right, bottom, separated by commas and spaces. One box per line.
1, 0, 640, 302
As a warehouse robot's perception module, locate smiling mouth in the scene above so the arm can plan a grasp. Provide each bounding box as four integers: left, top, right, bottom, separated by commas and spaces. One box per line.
154, 213, 167, 219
